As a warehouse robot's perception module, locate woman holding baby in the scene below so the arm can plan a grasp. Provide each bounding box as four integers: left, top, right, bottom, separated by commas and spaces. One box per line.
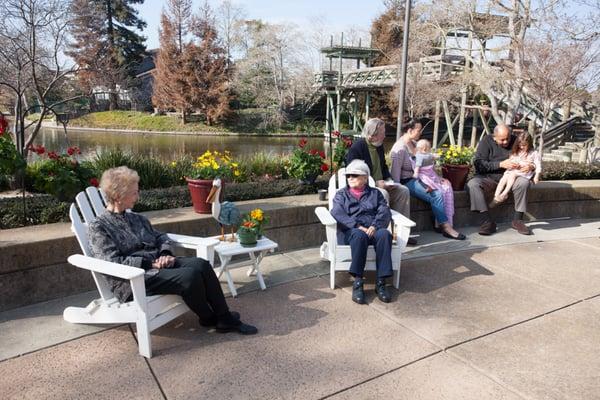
389, 119, 465, 240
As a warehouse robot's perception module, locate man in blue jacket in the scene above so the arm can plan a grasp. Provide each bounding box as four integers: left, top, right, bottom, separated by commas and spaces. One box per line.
331, 159, 394, 304
345, 118, 415, 244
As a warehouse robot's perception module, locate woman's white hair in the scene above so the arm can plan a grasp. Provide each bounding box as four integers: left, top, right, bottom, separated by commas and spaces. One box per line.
100, 166, 140, 204
361, 118, 385, 139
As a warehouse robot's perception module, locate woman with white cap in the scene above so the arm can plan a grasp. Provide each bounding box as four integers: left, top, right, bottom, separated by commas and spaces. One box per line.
330, 159, 394, 304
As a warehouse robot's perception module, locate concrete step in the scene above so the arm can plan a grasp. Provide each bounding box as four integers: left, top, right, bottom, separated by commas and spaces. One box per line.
543, 153, 571, 162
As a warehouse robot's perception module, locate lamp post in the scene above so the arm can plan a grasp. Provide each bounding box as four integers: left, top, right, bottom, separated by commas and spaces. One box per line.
55, 110, 71, 147
396, 0, 412, 140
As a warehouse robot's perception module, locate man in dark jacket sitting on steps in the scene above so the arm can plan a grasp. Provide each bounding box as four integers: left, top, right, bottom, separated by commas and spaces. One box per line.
466, 124, 535, 235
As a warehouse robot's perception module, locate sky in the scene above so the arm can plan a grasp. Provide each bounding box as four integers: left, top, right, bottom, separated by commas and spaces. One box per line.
135, 0, 387, 50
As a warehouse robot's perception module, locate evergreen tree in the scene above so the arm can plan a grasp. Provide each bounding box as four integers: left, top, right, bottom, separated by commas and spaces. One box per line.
68, 0, 147, 110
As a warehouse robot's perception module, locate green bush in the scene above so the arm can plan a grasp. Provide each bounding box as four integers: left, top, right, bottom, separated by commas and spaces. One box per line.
26, 147, 97, 202
542, 161, 600, 180
92, 150, 178, 189
0, 178, 328, 229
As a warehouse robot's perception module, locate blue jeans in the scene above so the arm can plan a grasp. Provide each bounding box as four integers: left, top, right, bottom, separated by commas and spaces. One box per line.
404, 178, 448, 224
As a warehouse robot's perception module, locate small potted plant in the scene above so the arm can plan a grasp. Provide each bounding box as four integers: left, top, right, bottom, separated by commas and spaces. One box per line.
183, 150, 242, 214
436, 144, 475, 191
237, 220, 258, 247
243, 208, 269, 238
285, 138, 329, 184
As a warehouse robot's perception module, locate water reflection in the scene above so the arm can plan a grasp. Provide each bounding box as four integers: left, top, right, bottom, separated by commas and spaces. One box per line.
34, 127, 397, 161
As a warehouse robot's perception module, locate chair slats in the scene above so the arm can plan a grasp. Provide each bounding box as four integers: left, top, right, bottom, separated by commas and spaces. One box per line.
86, 186, 106, 216
75, 191, 96, 224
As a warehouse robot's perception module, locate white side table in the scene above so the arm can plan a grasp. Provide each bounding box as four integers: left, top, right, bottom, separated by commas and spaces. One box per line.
212, 235, 278, 297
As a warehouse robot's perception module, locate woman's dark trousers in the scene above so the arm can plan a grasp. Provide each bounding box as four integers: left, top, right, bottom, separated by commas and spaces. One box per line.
344, 228, 393, 279
144, 257, 229, 320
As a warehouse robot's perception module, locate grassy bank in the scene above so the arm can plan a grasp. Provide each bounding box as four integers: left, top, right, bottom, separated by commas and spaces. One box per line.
70, 111, 228, 133
68, 110, 325, 134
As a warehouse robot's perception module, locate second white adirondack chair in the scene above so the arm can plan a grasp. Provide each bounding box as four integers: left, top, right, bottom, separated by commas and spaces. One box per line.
315, 168, 415, 289
64, 186, 219, 358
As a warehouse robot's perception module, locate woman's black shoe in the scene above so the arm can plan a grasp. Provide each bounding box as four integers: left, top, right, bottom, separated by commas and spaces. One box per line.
442, 231, 466, 240
199, 311, 240, 327
375, 279, 392, 303
216, 317, 258, 335
352, 278, 366, 304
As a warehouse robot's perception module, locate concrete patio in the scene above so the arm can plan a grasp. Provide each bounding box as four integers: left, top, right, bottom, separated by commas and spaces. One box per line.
1, 217, 599, 399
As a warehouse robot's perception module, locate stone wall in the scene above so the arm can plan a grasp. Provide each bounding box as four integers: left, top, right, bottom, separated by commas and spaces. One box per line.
0, 180, 598, 311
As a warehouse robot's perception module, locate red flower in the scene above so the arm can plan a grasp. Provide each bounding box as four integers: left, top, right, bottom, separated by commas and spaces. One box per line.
36, 145, 45, 155
67, 146, 81, 155
332, 130, 340, 138
309, 148, 318, 155
320, 164, 329, 172
298, 138, 308, 148
89, 178, 99, 187
318, 150, 326, 159
47, 151, 59, 160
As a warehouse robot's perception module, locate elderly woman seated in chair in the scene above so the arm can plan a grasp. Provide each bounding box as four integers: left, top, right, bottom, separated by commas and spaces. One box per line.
87, 166, 257, 335
330, 159, 394, 304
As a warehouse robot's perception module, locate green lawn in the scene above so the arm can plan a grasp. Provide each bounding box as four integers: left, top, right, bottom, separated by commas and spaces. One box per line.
69, 111, 229, 133
68, 110, 325, 134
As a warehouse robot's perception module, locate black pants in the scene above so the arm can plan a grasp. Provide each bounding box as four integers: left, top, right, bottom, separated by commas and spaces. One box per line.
144, 257, 229, 321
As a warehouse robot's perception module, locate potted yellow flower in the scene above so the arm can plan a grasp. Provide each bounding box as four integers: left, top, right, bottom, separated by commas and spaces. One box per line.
243, 208, 269, 238
436, 145, 475, 191
184, 150, 242, 214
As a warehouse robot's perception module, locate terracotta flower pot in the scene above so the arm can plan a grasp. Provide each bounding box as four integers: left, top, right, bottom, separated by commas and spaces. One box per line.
441, 164, 471, 191
186, 178, 223, 214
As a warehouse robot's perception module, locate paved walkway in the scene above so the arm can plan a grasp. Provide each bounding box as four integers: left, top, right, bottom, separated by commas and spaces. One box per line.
1, 218, 599, 399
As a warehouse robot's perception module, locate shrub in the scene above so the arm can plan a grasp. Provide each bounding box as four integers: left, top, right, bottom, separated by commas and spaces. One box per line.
0, 130, 26, 178
436, 145, 476, 165
27, 146, 97, 202
285, 138, 329, 180
92, 150, 176, 189
542, 161, 600, 180
0, 178, 328, 229
239, 152, 288, 180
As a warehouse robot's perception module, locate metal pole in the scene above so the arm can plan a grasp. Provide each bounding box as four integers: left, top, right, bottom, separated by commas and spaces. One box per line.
396, 0, 412, 140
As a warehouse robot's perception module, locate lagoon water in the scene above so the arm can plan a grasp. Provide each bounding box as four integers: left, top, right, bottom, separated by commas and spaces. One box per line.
33, 127, 397, 161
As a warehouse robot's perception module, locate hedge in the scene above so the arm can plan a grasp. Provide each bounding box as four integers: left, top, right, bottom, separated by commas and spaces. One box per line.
0, 178, 327, 230
1, 161, 599, 230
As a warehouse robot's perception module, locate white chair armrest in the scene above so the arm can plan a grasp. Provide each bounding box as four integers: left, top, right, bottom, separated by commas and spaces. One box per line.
315, 207, 337, 226
391, 210, 416, 228
67, 254, 145, 280
167, 233, 220, 248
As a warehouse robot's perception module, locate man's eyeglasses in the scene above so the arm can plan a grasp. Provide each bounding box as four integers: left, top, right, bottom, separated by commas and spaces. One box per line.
346, 174, 362, 178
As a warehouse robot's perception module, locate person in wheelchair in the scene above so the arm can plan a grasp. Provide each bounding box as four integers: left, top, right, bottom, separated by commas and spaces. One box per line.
330, 159, 394, 305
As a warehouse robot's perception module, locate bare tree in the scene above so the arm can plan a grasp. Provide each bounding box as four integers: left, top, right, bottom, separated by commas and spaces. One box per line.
523, 36, 599, 150
0, 0, 80, 156
215, 0, 246, 65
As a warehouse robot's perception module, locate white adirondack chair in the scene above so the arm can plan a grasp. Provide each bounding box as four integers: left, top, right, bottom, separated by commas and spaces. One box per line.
315, 168, 416, 289
64, 186, 219, 358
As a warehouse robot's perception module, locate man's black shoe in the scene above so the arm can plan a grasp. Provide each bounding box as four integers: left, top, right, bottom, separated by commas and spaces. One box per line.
407, 237, 418, 246
375, 279, 392, 303
352, 278, 366, 304
199, 311, 240, 328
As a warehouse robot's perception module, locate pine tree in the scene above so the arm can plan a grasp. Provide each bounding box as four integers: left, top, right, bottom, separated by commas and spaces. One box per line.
68, 0, 147, 110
